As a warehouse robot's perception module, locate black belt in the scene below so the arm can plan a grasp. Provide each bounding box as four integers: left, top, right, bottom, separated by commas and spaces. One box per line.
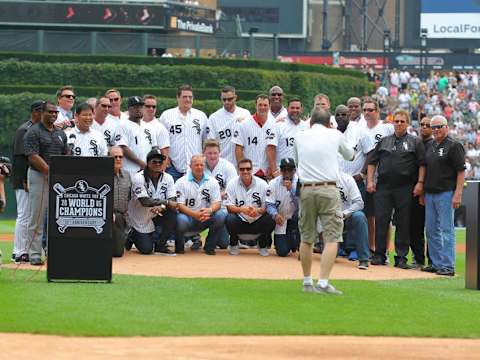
302, 182, 336, 187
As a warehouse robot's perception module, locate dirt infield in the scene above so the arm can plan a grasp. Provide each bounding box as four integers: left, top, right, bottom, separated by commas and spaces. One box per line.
5, 248, 440, 280
2, 333, 480, 360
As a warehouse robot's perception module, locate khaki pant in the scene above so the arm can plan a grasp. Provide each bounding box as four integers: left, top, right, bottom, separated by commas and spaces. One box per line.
299, 186, 343, 244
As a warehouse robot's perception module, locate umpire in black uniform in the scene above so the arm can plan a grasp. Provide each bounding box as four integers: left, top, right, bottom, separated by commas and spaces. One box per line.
367, 109, 426, 268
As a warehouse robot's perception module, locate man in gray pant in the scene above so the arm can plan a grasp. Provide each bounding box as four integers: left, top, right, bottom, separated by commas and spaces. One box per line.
23, 101, 69, 265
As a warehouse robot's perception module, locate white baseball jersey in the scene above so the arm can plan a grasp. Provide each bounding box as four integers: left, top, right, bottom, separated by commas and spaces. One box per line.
119, 120, 150, 175
337, 172, 364, 217
367, 121, 394, 145
175, 173, 221, 212
159, 107, 207, 173
268, 117, 309, 165
266, 174, 299, 234
339, 121, 375, 176
92, 117, 126, 147
141, 119, 170, 150
204, 158, 238, 191
206, 106, 251, 165
269, 107, 288, 121
225, 175, 268, 223
128, 171, 176, 233
65, 127, 108, 157
106, 112, 129, 122
232, 116, 276, 174
354, 114, 367, 128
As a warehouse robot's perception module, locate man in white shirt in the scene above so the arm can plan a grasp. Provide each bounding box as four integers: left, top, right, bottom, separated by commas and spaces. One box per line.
337, 172, 370, 270
233, 94, 276, 180
54, 85, 75, 129
160, 84, 207, 182
203, 139, 236, 249
119, 96, 150, 176
266, 97, 309, 177
265, 158, 300, 257
268, 86, 288, 120
65, 103, 108, 157
175, 155, 225, 255
105, 89, 129, 122
206, 86, 251, 165
92, 96, 125, 148
127, 149, 177, 255
225, 158, 275, 256
294, 109, 354, 295
141, 94, 170, 160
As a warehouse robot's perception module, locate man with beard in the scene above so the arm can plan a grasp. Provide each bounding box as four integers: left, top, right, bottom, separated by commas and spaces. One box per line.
266, 98, 309, 178
206, 86, 251, 166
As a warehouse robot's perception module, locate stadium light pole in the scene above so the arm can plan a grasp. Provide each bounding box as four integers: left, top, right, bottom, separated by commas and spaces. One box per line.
420, 28, 428, 81
383, 30, 391, 85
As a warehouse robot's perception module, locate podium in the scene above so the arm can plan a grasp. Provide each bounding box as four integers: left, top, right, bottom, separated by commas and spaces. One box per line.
47, 156, 114, 282
462, 181, 480, 290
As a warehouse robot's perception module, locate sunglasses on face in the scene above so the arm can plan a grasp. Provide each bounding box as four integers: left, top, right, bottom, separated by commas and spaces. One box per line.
110, 97, 120, 102
222, 97, 235, 102
431, 125, 445, 130
271, 93, 283, 97
363, 108, 376, 113
239, 167, 252, 172
113, 155, 123, 159
420, 123, 431, 128
62, 94, 76, 99
145, 105, 156, 109
394, 120, 407, 124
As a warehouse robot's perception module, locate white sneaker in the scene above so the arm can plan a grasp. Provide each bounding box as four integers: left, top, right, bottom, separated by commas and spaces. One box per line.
259, 248, 269, 257
314, 284, 343, 295
228, 245, 240, 256
185, 240, 193, 249
303, 284, 315, 293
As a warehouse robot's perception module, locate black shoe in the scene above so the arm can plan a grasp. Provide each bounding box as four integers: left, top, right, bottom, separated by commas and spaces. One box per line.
11, 253, 16, 262
370, 256, 386, 265
395, 262, 413, 270
421, 265, 437, 273
15, 254, 30, 263
204, 249, 216, 255
30, 257, 44, 266
436, 269, 455, 276
175, 248, 185, 254
125, 237, 133, 251
155, 246, 176, 256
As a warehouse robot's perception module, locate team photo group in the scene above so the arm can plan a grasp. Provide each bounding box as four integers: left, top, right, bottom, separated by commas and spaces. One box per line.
10, 83, 465, 295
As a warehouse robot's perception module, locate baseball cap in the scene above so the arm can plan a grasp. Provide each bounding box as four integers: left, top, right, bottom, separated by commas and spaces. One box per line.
146, 148, 166, 163
280, 158, 296, 170
31, 100, 44, 112
127, 96, 144, 107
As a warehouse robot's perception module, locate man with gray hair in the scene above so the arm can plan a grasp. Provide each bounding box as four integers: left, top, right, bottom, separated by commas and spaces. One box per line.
422, 115, 465, 276
294, 109, 354, 295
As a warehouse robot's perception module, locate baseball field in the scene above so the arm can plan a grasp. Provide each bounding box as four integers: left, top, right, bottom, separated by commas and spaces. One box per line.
1, 219, 480, 359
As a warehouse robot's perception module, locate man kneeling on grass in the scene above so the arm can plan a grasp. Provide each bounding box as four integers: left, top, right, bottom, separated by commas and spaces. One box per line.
127, 148, 177, 255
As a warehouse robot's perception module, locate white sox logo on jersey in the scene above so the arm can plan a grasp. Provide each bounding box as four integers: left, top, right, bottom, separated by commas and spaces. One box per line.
144, 129, 153, 145
89, 140, 99, 156
215, 174, 225, 189
252, 192, 262, 206
104, 130, 112, 144
201, 189, 211, 203
192, 119, 201, 135
53, 180, 110, 234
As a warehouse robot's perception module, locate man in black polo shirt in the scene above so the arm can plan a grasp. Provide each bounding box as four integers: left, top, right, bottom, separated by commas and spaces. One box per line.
367, 109, 425, 268
422, 115, 465, 276
24, 101, 69, 265
10, 100, 43, 263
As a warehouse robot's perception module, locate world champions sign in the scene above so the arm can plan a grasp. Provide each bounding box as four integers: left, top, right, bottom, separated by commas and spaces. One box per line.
48, 156, 114, 282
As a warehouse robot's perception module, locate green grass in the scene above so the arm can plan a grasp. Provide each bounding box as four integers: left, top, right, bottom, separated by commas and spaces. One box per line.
1, 223, 477, 338
0, 219, 15, 234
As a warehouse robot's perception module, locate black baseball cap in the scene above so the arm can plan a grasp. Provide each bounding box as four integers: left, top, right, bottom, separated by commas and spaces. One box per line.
31, 100, 44, 112
280, 158, 296, 170
146, 148, 166, 163
127, 96, 144, 107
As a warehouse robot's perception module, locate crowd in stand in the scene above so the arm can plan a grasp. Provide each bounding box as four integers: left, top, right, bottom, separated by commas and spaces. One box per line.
7, 78, 468, 282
